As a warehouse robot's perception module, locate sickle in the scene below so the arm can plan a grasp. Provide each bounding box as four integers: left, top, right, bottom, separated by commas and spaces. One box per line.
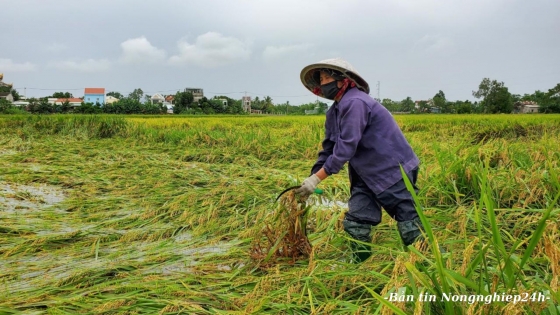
275, 186, 301, 202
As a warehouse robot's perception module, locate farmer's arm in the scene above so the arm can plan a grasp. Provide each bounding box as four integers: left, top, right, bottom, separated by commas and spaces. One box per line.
310, 136, 335, 175
322, 99, 368, 175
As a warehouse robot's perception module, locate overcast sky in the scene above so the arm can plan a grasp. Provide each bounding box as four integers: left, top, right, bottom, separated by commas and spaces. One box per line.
1, 0, 559, 104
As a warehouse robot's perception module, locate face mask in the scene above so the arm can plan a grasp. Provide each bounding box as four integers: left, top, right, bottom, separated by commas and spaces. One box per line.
320, 81, 339, 99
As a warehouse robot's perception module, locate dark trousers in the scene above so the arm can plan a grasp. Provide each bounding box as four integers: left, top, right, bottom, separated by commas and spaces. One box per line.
345, 165, 419, 225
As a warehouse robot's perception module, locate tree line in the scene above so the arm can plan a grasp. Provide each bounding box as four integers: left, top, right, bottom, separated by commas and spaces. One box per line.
2, 78, 559, 115
382, 79, 560, 114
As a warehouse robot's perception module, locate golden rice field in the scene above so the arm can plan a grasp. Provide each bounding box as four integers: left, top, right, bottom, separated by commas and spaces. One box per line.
0, 114, 559, 314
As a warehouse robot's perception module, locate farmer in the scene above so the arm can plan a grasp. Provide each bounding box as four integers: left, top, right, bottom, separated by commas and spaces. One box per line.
296, 58, 425, 262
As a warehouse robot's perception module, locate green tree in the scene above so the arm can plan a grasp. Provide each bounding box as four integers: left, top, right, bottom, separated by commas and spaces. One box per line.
119, 98, 142, 114
0, 98, 12, 112
417, 100, 431, 113
76, 102, 95, 114
317, 101, 328, 114
262, 96, 274, 113
36, 98, 54, 114
540, 83, 560, 113
473, 78, 513, 113
144, 95, 152, 104
252, 96, 262, 110
26, 98, 38, 113
10, 89, 21, 101
230, 99, 244, 114
142, 102, 165, 114
52, 92, 73, 98
128, 88, 144, 102
433, 90, 448, 113
106, 91, 123, 99
0, 98, 27, 114
456, 100, 473, 114
382, 98, 399, 112
173, 91, 194, 114
400, 97, 414, 112
60, 100, 71, 113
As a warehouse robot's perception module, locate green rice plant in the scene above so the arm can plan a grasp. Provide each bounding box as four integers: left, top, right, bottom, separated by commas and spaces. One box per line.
1, 114, 559, 314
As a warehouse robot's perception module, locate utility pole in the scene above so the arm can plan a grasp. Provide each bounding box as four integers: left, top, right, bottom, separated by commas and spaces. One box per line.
376, 81, 380, 101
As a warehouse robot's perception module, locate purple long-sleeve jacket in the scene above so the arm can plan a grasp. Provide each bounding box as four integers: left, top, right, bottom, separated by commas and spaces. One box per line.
311, 87, 419, 195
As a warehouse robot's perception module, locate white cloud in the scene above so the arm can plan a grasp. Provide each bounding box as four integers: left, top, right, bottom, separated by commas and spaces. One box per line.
0, 58, 37, 72
45, 43, 68, 53
262, 43, 314, 63
168, 32, 252, 68
119, 36, 167, 64
48, 59, 112, 72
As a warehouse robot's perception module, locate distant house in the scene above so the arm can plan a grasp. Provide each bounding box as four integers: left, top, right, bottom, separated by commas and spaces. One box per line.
162, 102, 174, 114
55, 98, 84, 107
217, 98, 228, 108
242, 96, 251, 112
84, 88, 105, 104
414, 99, 434, 111
12, 101, 29, 107
184, 88, 204, 102
514, 101, 539, 113
0, 73, 14, 102
521, 104, 539, 113
151, 93, 165, 104
165, 95, 175, 105
0, 92, 14, 102
305, 104, 321, 115
105, 95, 119, 104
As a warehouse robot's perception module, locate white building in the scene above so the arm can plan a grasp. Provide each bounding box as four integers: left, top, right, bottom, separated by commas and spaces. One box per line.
151, 93, 165, 104
55, 98, 84, 107
217, 98, 228, 108
12, 101, 29, 107
162, 102, 174, 114
106, 95, 119, 104
0, 73, 14, 102
242, 96, 251, 112
521, 104, 539, 113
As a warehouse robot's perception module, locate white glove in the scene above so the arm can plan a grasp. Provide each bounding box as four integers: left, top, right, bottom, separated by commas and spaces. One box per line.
295, 174, 322, 197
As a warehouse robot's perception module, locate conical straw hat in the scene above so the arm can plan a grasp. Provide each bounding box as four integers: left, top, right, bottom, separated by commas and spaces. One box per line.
300, 58, 370, 99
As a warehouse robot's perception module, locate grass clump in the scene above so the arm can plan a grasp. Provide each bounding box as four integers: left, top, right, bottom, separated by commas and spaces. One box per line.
251, 191, 312, 266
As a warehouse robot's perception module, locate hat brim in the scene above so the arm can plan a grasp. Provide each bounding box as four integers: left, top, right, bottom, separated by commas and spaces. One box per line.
300, 63, 370, 99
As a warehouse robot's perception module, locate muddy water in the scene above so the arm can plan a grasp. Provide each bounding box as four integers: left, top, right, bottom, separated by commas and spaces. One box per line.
309, 195, 348, 210
0, 182, 66, 213
142, 233, 232, 275
0, 181, 236, 296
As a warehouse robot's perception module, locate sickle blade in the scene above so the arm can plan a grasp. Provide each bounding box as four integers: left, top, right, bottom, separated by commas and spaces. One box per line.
275, 186, 301, 202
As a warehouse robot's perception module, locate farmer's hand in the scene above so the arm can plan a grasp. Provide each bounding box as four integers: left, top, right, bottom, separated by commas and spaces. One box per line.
295, 174, 322, 197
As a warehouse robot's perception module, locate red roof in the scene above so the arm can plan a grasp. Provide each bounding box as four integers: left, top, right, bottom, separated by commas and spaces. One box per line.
84, 88, 105, 94
56, 98, 83, 103
165, 95, 174, 101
